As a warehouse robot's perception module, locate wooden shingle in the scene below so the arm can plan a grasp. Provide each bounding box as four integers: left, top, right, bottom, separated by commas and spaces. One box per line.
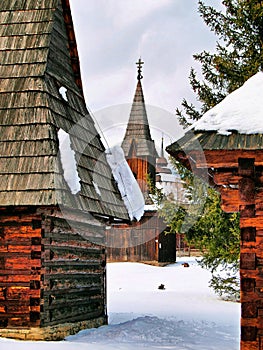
167, 130, 263, 155
122, 80, 158, 158
0, 0, 128, 220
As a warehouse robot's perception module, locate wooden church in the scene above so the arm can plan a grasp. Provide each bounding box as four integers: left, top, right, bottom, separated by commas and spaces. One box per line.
106, 60, 177, 264
0, 0, 129, 340
121, 58, 158, 199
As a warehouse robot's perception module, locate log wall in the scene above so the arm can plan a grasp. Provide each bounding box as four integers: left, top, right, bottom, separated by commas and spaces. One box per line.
238, 159, 263, 350
41, 210, 106, 328
214, 157, 263, 350
0, 206, 107, 340
0, 207, 42, 329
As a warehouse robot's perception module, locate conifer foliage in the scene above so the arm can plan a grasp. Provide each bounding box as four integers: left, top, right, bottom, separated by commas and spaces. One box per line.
158, 158, 240, 300
169, 0, 263, 299
177, 0, 263, 126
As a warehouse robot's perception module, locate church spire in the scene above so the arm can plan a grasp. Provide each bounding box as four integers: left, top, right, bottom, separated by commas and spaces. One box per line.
122, 58, 157, 157
121, 58, 158, 197
161, 135, 164, 158
156, 136, 172, 175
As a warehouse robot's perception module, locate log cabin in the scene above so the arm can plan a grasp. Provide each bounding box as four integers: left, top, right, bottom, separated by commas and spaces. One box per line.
166, 72, 263, 350
0, 0, 129, 340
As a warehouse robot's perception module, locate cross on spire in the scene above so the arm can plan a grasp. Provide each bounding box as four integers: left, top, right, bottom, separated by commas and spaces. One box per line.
136, 57, 144, 81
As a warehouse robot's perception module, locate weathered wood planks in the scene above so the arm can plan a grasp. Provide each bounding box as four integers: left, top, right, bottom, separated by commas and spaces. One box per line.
0, 206, 107, 335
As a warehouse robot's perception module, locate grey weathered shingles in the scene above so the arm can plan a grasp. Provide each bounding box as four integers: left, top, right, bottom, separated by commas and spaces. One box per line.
166, 130, 263, 155
0, 0, 128, 220
122, 80, 158, 158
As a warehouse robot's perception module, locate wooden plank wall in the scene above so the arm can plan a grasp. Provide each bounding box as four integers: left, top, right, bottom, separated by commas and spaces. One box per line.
106, 212, 175, 263
127, 156, 156, 196
127, 157, 149, 195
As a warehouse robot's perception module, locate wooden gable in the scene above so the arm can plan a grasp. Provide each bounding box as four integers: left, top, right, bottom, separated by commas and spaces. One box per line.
0, 0, 128, 221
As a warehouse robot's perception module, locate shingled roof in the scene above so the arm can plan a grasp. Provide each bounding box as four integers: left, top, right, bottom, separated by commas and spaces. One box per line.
121, 78, 158, 158
166, 130, 263, 154
0, 0, 128, 220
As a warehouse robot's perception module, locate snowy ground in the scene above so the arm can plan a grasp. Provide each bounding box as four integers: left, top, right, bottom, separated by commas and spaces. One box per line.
0, 257, 240, 349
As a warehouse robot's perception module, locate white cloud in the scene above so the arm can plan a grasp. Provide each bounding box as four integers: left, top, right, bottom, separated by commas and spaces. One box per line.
70, 0, 221, 121
105, 0, 173, 28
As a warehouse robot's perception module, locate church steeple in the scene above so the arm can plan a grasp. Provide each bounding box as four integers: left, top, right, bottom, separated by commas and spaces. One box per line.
161, 136, 164, 158
122, 59, 157, 156
156, 136, 172, 175
121, 59, 157, 197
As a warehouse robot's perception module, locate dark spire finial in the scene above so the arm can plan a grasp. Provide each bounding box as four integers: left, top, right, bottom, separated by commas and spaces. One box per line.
161, 135, 164, 158
136, 57, 144, 81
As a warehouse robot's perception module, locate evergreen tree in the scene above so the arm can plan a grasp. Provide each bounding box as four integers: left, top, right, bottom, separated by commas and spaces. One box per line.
186, 188, 240, 301
177, 0, 263, 126
170, 0, 263, 299
159, 158, 240, 300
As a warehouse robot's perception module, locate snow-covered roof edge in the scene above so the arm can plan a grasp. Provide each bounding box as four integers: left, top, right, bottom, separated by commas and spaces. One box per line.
106, 146, 145, 221
192, 72, 263, 135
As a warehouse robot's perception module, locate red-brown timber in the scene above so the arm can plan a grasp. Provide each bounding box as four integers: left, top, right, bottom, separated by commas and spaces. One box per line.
167, 130, 263, 350
0, 206, 107, 339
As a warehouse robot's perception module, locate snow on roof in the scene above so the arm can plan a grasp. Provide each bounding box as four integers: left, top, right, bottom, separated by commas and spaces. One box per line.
58, 129, 81, 194
106, 146, 145, 221
192, 72, 263, 135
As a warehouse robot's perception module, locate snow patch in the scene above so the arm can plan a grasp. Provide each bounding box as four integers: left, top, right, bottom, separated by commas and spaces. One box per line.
106, 146, 145, 221
192, 71, 263, 135
92, 180, 101, 196
58, 129, 81, 194
67, 315, 235, 349
59, 86, 68, 101
0, 257, 240, 350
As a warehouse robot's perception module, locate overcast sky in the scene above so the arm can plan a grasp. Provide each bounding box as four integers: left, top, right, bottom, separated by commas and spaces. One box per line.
70, 0, 222, 149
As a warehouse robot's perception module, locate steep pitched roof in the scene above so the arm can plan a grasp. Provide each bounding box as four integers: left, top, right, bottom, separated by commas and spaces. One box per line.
121, 78, 158, 158
0, 0, 128, 220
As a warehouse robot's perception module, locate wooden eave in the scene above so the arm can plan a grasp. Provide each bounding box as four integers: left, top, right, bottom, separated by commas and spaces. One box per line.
167, 130, 263, 169
167, 130, 263, 151
167, 129, 263, 213
123, 139, 158, 158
